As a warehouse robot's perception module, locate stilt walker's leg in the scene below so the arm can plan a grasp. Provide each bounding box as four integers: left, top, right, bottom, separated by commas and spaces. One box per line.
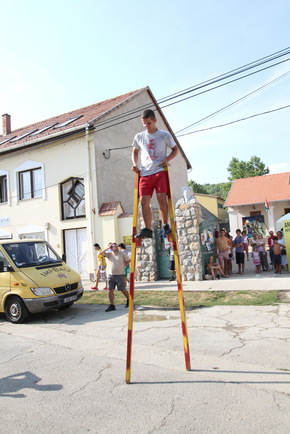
165, 166, 191, 371
126, 172, 140, 383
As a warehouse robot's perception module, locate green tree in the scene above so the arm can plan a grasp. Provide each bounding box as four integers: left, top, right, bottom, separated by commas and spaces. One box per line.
188, 179, 208, 194
227, 155, 269, 181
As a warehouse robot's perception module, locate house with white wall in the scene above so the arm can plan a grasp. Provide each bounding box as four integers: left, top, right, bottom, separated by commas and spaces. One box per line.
0, 87, 191, 281
224, 172, 290, 236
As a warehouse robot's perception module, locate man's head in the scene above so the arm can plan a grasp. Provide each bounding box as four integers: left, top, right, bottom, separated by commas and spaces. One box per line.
220, 229, 226, 236
252, 232, 257, 238
236, 229, 241, 235
269, 231, 274, 236
94, 243, 100, 250
141, 109, 157, 134
110, 242, 119, 253
273, 236, 278, 243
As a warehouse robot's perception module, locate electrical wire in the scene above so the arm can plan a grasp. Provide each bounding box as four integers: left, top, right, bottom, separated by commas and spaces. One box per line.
176, 70, 290, 134
176, 103, 290, 137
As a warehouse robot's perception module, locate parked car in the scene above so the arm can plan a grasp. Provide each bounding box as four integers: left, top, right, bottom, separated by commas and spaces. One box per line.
0, 240, 83, 323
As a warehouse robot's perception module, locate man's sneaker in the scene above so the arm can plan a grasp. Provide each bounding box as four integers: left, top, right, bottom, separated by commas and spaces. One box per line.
125, 300, 129, 308
163, 224, 171, 235
135, 228, 153, 239
169, 276, 175, 281
105, 304, 116, 312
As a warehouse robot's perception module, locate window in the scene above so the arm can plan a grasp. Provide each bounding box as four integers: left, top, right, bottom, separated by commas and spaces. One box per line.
19, 168, 42, 200
0, 175, 8, 203
54, 115, 83, 129
61, 178, 85, 219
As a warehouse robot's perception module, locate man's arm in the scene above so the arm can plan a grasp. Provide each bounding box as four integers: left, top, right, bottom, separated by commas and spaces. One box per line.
161, 145, 178, 167
131, 147, 140, 173
99, 246, 111, 257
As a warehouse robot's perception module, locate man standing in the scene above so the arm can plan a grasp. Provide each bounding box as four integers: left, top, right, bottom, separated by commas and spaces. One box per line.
100, 243, 130, 312
267, 230, 275, 266
216, 229, 231, 276
234, 229, 245, 274
131, 109, 178, 239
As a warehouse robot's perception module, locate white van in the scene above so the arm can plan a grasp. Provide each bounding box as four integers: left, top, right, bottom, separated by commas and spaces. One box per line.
0, 240, 83, 323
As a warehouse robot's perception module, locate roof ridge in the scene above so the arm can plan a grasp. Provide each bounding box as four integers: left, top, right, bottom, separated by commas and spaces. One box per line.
0, 88, 145, 138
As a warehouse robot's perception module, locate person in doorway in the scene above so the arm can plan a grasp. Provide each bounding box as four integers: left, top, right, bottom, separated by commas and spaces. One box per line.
91, 243, 107, 291
100, 243, 131, 312
216, 229, 232, 276
234, 229, 245, 275
131, 109, 178, 239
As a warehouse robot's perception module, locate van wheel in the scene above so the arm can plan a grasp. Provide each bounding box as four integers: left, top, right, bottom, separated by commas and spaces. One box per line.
5, 296, 30, 324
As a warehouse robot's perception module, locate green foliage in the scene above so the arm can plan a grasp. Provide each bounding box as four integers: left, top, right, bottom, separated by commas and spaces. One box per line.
188, 179, 208, 194
188, 180, 231, 199
227, 155, 269, 181
188, 155, 268, 199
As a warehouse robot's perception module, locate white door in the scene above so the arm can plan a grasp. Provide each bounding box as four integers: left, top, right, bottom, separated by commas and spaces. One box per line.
64, 228, 88, 280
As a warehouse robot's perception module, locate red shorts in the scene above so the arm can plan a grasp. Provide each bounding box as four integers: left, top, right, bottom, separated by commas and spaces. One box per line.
139, 171, 168, 197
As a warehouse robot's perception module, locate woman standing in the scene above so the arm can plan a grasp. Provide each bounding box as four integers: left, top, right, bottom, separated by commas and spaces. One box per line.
257, 234, 269, 271
242, 230, 249, 261
277, 231, 288, 271
91, 243, 107, 290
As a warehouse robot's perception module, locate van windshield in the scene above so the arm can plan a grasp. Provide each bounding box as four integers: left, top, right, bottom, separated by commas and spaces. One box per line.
2, 241, 62, 268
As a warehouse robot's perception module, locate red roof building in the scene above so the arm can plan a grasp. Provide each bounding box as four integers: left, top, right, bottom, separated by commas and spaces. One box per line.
224, 172, 290, 236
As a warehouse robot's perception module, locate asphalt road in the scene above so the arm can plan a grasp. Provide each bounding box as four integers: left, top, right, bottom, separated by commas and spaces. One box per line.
1, 296, 290, 433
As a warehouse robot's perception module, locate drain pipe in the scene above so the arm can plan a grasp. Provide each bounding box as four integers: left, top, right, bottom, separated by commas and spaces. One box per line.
85, 124, 96, 282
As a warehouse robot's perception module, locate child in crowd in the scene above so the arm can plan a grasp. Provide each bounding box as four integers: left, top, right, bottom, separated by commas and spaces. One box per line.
207, 256, 227, 279
252, 246, 261, 274
272, 236, 285, 274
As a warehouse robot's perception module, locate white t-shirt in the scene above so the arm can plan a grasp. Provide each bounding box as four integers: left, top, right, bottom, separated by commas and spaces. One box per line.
132, 129, 176, 176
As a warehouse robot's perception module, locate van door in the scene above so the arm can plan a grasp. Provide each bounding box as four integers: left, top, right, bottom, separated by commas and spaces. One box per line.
64, 228, 88, 280
0, 249, 11, 305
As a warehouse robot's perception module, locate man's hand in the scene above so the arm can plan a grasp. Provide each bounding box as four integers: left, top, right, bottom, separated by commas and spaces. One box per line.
131, 165, 140, 173
161, 158, 170, 167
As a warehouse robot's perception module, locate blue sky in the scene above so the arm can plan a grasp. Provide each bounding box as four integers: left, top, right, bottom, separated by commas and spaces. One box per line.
1, 0, 290, 184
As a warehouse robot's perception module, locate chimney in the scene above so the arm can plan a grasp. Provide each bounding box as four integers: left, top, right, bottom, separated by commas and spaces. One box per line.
2, 113, 11, 135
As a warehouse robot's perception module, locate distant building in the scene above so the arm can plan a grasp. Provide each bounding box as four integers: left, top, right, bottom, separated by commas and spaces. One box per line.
224, 172, 290, 236
194, 193, 229, 228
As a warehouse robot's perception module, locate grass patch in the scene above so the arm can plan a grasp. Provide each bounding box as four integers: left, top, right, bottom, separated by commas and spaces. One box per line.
77, 290, 282, 308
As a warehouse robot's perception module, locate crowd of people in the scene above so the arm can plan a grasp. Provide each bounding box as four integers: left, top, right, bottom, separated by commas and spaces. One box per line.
208, 228, 288, 279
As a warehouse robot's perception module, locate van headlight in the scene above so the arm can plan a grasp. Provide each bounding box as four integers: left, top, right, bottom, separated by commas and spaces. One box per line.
30, 287, 54, 296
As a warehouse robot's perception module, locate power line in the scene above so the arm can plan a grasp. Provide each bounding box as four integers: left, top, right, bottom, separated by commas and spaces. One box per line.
176, 70, 290, 134
176, 104, 290, 137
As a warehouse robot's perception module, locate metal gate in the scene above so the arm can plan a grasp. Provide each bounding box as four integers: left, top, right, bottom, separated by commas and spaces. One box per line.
199, 218, 216, 278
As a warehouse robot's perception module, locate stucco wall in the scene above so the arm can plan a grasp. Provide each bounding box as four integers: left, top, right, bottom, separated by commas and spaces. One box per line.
94, 90, 189, 215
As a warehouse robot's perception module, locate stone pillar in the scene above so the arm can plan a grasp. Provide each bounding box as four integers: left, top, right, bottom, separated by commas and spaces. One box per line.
136, 207, 159, 281
175, 197, 203, 281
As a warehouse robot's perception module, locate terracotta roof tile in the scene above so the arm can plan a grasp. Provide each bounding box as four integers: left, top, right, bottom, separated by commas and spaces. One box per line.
225, 172, 290, 207
0, 89, 144, 151
99, 201, 124, 216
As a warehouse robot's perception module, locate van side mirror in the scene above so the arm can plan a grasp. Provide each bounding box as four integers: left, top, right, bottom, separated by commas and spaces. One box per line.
62, 253, 66, 262
0, 261, 3, 272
